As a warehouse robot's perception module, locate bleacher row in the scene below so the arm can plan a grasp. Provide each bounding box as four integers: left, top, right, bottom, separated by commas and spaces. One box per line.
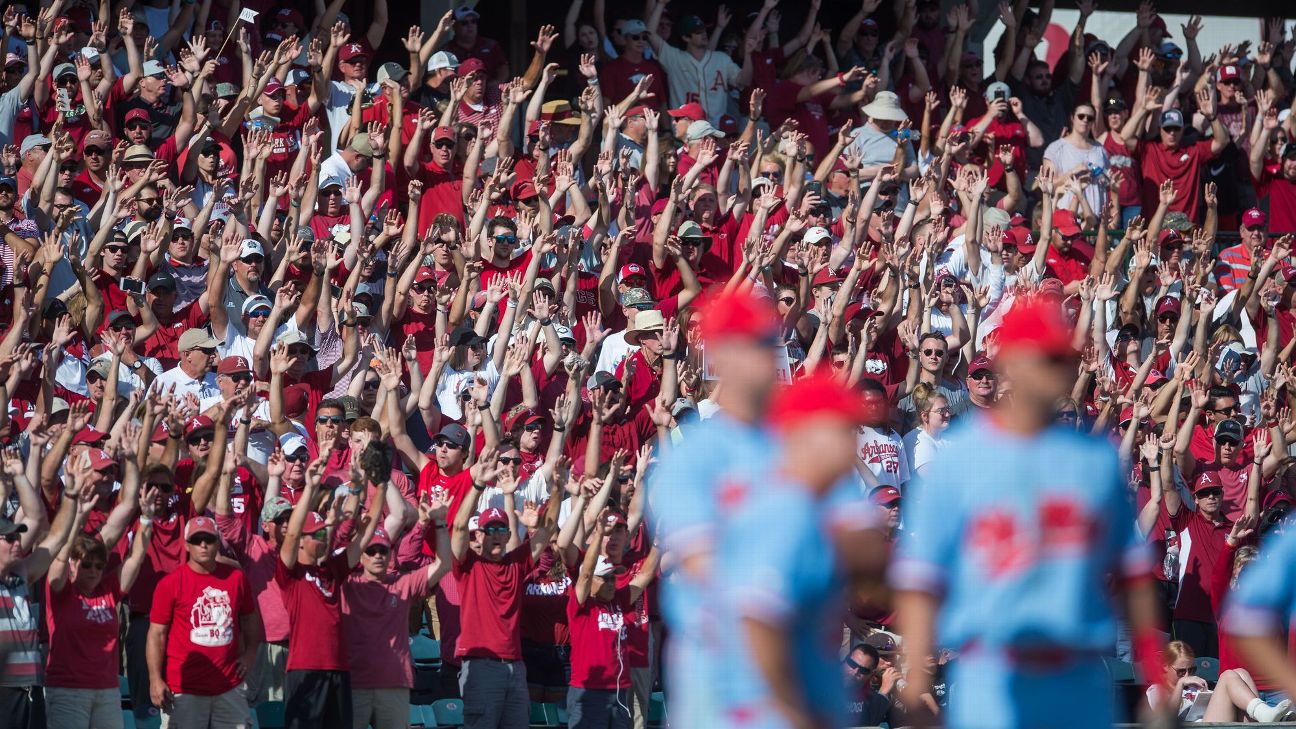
117, 631, 667, 728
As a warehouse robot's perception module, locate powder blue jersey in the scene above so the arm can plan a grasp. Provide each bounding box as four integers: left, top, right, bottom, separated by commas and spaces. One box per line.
891, 415, 1151, 653
714, 481, 849, 729
1225, 524, 1296, 639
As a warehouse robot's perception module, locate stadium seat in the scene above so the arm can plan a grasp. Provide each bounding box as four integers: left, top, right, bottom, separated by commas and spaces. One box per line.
121, 711, 134, 729
529, 701, 561, 726
1103, 656, 1136, 683
256, 700, 287, 729
1196, 656, 1220, 683
648, 691, 666, 726
430, 697, 465, 727
412, 632, 442, 666
130, 714, 160, 729
120, 675, 131, 709
409, 703, 428, 727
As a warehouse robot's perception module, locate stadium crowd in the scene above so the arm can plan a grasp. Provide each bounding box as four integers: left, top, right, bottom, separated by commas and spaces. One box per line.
1, 0, 1296, 727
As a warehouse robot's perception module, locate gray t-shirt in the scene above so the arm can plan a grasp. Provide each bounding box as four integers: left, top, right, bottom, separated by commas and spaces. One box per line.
1043, 137, 1109, 216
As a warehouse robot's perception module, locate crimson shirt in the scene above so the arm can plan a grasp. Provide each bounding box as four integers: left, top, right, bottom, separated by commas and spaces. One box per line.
1155, 502, 1229, 623
453, 541, 533, 660
149, 561, 254, 696
1137, 138, 1215, 224
45, 571, 123, 689
274, 552, 351, 671
1254, 166, 1296, 233
567, 587, 635, 689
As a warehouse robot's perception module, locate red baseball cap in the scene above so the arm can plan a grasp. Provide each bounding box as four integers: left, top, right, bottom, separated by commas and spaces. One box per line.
618, 263, 646, 283
1037, 278, 1065, 300
282, 384, 309, 418
604, 511, 628, 529
1053, 209, 1082, 237
969, 354, 993, 375
479, 507, 508, 528
124, 108, 151, 126
184, 415, 215, 437
768, 374, 870, 431
626, 105, 651, 118
996, 299, 1075, 358
414, 267, 438, 284
262, 77, 285, 97
843, 301, 877, 322
73, 426, 109, 445
1005, 227, 1035, 253
433, 126, 456, 143
369, 527, 392, 548
505, 409, 545, 431
87, 448, 117, 472
1157, 228, 1184, 247
217, 356, 251, 375
338, 42, 369, 63
870, 486, 902, 506
302, 512, 327, 532
1242, 208, 1267, 228
667, 103, 705, 121
811, 267, 846, 287
275, 8, 305, 27
184, 516, 219, 540
1194, 470, 1222, 493
457, 57, 485, 77
1219, 64, 1241, 82
1154, 296, 1180, 318
698, 292, 781, 346
717, 114, 740, 135
510, 180, 539, 201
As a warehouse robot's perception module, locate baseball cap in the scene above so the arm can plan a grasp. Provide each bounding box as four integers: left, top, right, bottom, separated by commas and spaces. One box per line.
184, 516, 219, 540
668, 102, 706, 122
428, 51, 459, 72
671, 397, 697, 418
617, 263, 646, 283
242, 294, 272, 317
869, 486, 902, 506
106, 310, 136, 329
276, 329, 315, 351
767, 374, 870, 431
622, 19, 648, 35
678, 15, 706, 36
1155, 296, 1180, 318
376, 61, 409, 85
214, 82, 239, 98
698, 292, 781, 346
1053, 209, 1082, 238
432, 126, 456, 143
348, 134, 374, 157
262, 78, 285, 99
87, 359, 113, 381
217, 356, 251, 375
984, 81, 1011, 101
52, 62, 75, 80
1157, 41, 1182, 59
1194, 470, 1223, 494
285, 68, 310, 87
239, 239, 266, 259
1160, 109, 1185, 129
19, 134, 51, 158
73, 425, 109, 444
434, 423, 472, 449
184, 415, 216, 437
454, 4, 481, 20
593, 554, 627, 578
86, 448, 118, 472
414, 267, 438, 284
803, 227, 832, 245
338, 42, 369, 63
318, 175, 346, 192
177, 328, 218, 352
1214, 419, 1244, 445
0, 519, 28, 537
302, 512, 328, 533
864, 632, 899, 654
969, 354, 993, 376
554, 324, 576, 344
3, 53, 24, 69
141, 59, 165, 77
684, 120, 724, 142
1219, 64, 1242, 82
586, 371, 622, 391
478, 507, 508, 529
280, 433, 309, 455
368, 527, 393, 549
275, 8, 305, 27
1242, 208, 1268, 229
811, 267, 846, 288
510, 179, 539, 201
449, 325, 488, 347
620, 287, 655, 309
996, 299, 1074, 358
147, 270, 177, 292
457, 57, 485, 77
1037, 278, 1066, 301
261, 496, 293, 524
336, 395, 361, 421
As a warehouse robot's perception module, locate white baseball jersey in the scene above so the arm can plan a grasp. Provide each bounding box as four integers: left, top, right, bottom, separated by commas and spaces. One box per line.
654, 44, 739, 124
857, 425, 910, 490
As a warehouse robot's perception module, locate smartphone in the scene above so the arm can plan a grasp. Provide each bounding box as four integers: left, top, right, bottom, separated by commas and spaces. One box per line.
993, 89, 1008, 101
56, 88, 70, 112
120, 277, 146, 296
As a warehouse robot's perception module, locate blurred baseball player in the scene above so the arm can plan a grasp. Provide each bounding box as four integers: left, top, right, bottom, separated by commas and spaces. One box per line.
890, 299, 1165, 727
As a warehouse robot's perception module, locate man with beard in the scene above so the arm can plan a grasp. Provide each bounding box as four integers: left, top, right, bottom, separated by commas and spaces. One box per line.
843, 643, 893, 727
208, 237, 271, 338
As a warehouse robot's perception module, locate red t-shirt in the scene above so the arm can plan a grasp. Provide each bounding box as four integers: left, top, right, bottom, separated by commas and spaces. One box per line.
567, 586, 634, 689
416, 160, 466, 234
45, 570, 123, 689
453, 541, 533, 660
1254, 166, 1296, 234
274, 552, 351, 671
394, 306, 439, 374
342, 570, 432, 689
1155, 503, 1229, 623
148, 561, 254, 696
765, 80, 834, 158
1102, 134, 1142, 207
1137, 138, 1214, 224
416, 463, 473, 556
599, 57, 669, 109
128, 509, 187, 614
1044, 246, 1090, 285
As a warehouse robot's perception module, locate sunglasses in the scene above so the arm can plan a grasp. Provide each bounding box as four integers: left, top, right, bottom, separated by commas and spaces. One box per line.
433, 140, 455, 150
434, 440, 465, 450
843, 657, 874, 674
930, 407, 953, 416
247, 308, 271, 318
288, 346, 312, 357
364, 545, 389, 556
137, 197, 161, 205
1057, 410, 1078, 420
1074, 113, 1095, 121
187, 534, 218, 545
921, 348, 946, 357
240, 254, 264, 264
1174, 665, 1198, 677
522, 423, 544, 432
104, 245, 127, 254
109, 322, 135, 331
2, 533, 19, 543
1212, 405, 1240, 414
320, 188, 344, 197
147, 481, 175, 491
316, 415, 345, 425
83, 146, 107, 156
778, 296, 796, 306
79, 560, 106, 570
186, 431, 214, 445
494, 234, 518, 245
483, 526, 509, 535
970, 371, 995, 381
363, 379, 380, 390
627, 33, 647, 41
305, 529, 328, 540
199, 147, 220, 156
284, 452, 309, 463
226, 373, 252, 384
413, 283, 437, 293
1195, 488, 1223, 499
497, 456, 522, 466
171, 231, 194, 240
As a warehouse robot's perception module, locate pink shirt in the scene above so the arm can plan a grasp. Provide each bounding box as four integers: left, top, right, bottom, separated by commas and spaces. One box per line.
342, 570, 432, 689
215, 513, 290, 642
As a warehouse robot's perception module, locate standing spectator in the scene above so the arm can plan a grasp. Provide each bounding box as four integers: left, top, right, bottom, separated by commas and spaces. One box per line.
445, 5, 510, 84
856, 378, 909, 490
146, 516, 263, 728
1250, 115, 1296, 234
902, 384, 951, 479
147, 328, 221, 400
275, 455, 386, 727
644, 2, 749, 124
1216, 208, 1270, 293
451, 454, 557, 729
599, 21, 667, 110
1121, 92, 1231, 224
1041, 104, 1109, 217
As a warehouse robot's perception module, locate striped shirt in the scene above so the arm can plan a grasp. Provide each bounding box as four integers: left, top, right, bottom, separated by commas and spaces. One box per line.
1215, 243, 1253, 293
0, 572, 41, 687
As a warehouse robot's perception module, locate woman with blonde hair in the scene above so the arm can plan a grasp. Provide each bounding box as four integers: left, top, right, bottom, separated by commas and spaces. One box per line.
903, 382, 951, 478
1148, 639, 1291, 721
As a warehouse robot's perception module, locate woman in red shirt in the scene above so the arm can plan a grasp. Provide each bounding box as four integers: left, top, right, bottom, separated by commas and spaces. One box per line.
44, 487, 155, 728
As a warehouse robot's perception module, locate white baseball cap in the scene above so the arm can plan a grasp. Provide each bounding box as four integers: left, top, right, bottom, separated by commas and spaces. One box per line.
239, 239, 265, 259
803, 226, 832, 245
427, 50, 459, 72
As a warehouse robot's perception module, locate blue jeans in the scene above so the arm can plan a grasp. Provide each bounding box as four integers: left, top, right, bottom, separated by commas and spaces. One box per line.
1260, 688, 1291, 704
568, 687, 632, 729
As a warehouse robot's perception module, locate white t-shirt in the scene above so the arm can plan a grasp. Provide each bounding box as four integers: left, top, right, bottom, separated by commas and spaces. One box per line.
148, 367, 221, 402
856, 425, 909, 490
653, 44, 739, 124
434, 361, 502, 420
595, 331, 636, 375
902, 427, 945, 474
324, 81, 359, 153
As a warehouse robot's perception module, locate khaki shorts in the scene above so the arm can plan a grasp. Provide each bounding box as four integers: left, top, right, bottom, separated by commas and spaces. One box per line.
45, 686, 123, 729
352, 687, 410, 729
246, 641, 288, 705
160, 686, 250, 729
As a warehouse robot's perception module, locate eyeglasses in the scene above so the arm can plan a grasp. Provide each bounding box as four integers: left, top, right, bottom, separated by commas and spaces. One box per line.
1, 533, 19, 543
1174, 665, 1198, 677
969, 371, 995, 381
843, 657, 875, 674
193, 347, 217, 356
283, 452, 309, 463
58, 164, 78, 174
930, 407, 952, 416
147, 481, 174, 491
187, 534, 218, 545
921, 348, 946, 357
316, 415, 345, 425
434, 440, 465, 450
1074, 112, 1095, 121
1057, 410, 1078, 420
494, 234, 518, 245
433, 140, 455, 150
1195, 488, 1223, 500
483, 526, 509, 535
305, 529, 328, 540
497, 456, 522, 466
171, 231, 194, 241
1157, 314, 1179, 323
1212, 404, 1240, 415
186, 431, 214, 445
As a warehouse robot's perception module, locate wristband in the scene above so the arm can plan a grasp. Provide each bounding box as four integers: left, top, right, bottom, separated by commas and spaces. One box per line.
472, 481, 485, 491
139, 517, 153, 526
433, 521, 448, 528
662, 350, 685, 361
836, 72, 845, 85
239, 418, 251, 425
386, 270, 400, 278
538, 318, 553, 327
168, 431, 182, 439
552, 425, 565, 432
1145, 466, 1160, 472
587, 77, 599, 86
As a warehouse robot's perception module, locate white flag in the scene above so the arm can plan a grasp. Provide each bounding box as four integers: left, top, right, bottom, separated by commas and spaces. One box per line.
237, 8, 258, 23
